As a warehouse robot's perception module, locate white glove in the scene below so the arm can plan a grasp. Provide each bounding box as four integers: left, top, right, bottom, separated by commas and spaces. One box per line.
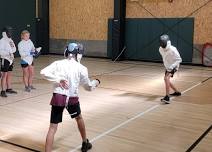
92, 79, 100, 87
36, 47, 42, 52
89, 79, 100, 90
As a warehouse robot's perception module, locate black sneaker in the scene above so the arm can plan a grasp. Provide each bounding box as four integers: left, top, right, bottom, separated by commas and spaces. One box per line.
29, 86, 36, 90
1, 91, 7, 97
25, 86, 31, 92
170, 92, 181, 96
6, 89, 17, 94
81, 139, 92, 152
161, 95, 170, 104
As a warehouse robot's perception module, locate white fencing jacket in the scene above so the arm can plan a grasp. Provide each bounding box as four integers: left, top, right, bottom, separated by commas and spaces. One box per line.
18, 39, 35, 65
40, 58, 98, 97
0, 32, 16, 65
159, 41, 182, 71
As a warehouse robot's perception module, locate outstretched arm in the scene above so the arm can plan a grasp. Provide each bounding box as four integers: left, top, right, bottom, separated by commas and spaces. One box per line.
80, 67, 100, 91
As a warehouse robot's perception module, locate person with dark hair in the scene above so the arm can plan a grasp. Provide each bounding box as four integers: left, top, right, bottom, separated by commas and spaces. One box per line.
0, 27, 17, 97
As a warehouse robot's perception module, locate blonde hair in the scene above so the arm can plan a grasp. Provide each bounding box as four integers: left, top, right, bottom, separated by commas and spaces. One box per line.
21, 30, 30, 39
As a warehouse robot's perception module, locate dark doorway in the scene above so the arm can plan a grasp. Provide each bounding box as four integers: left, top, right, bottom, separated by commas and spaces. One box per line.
36, 0, 49, 54
0, 0, 36, 47
0, 0, 49, 55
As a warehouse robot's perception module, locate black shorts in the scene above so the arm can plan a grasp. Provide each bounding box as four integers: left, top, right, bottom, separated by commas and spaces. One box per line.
1, 59, 13, 72
21, 62, 34, 68
165, 68, 177, 77
50, 103, 81, 124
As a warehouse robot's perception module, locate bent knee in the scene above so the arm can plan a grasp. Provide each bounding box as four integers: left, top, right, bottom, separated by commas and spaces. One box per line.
49, 124, 58, 132
164, 76, 169, 81
75, 114, 82, 121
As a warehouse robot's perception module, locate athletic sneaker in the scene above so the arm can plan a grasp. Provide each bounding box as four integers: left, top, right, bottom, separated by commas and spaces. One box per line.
170, 92, 181, 96
161, 95, 170, 104
25, 86, 31, 92
6, 89, 17, 94
1, 91, 7, 97
81, 139, 92, 152
29, 86, 36, 90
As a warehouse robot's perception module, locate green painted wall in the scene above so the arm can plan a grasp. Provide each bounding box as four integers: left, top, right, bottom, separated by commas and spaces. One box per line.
0, 0, 36, 49
108, 18, 194, 63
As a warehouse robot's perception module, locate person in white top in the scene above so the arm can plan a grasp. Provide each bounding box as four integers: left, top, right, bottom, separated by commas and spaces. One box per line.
159, 34, 182, 104
40, 43, 100, 152
0, 26, 17, 97
18, 30, 41, 92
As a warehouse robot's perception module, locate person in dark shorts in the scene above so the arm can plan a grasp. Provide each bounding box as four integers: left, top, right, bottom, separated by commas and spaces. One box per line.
18, 30, 41, 92
40, 43, 100, 152
159, 34, 182, 104
0, 26, 17, 97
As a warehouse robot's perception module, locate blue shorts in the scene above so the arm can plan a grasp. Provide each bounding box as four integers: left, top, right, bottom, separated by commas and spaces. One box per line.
20, 60, 34, 68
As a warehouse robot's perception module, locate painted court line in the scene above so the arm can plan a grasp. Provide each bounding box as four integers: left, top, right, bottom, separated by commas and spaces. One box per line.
69, 81, 203, 152
69, 104, 159, 152
181, 82, 202, 94
0, 139, 40, 152
186, 124, 212, 152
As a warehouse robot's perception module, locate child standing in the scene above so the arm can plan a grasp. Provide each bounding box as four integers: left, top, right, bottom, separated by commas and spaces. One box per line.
18, 30, 37, 92
159, 34, 182, 104
0, 26, 17, 97
40, 43, 100, 152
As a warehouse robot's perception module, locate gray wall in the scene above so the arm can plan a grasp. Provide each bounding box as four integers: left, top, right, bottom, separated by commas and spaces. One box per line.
50, 39, 107, 57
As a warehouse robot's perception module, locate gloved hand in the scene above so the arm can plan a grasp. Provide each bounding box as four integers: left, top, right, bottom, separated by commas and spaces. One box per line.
30, 51, 34, 55
36, 47, 42, 52
95, 79, 101, 85
92, 79, 100, 87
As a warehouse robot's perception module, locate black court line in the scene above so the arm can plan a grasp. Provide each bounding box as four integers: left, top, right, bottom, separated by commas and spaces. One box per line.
0, 91, 51, 106
201, 77, 212, 83
0, 139, 41, 152
185, 124, 212, 152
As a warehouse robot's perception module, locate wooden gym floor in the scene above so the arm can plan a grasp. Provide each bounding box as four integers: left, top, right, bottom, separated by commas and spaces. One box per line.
0, 55, 211, 152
